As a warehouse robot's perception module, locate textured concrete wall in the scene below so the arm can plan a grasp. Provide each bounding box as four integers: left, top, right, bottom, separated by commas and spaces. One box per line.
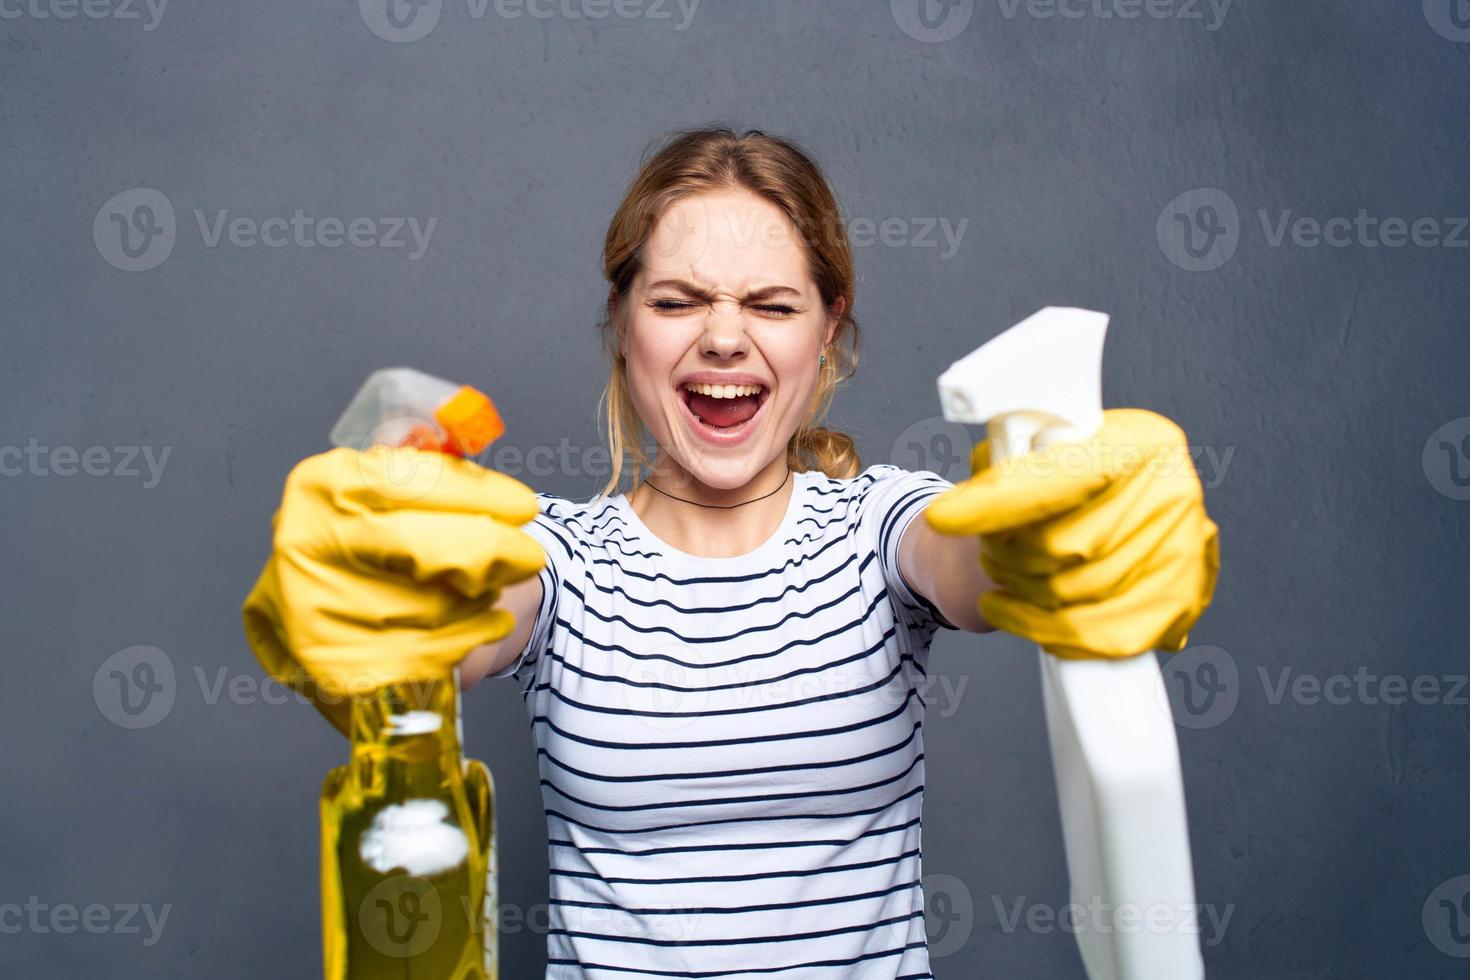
4, 1, 1469, 976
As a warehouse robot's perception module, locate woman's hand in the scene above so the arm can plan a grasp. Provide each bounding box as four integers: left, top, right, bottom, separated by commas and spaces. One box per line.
241, 446, 547, 724
924, 408, 1220, 659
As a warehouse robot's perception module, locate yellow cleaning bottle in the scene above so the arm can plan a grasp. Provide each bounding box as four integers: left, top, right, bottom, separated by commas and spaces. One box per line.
320, 368, 506, 979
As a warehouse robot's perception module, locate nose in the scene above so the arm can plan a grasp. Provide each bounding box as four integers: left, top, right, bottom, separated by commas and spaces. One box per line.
699, 301, 750, 361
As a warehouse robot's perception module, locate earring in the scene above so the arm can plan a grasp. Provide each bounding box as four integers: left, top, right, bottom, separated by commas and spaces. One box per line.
819, 354, 827, 367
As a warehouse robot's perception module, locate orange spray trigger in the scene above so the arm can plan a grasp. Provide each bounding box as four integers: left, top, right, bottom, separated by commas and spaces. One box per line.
435, 386, 504, 457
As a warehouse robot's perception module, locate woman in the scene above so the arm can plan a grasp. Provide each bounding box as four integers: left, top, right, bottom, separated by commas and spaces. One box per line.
244, 127, 1219, 977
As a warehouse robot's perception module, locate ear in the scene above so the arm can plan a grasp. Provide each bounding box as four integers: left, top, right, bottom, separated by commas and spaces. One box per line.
823, 296, 846, 349
610, 289, 626, 353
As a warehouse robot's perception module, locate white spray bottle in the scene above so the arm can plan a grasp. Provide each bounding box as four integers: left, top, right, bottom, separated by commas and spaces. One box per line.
938, 308, 1205, 980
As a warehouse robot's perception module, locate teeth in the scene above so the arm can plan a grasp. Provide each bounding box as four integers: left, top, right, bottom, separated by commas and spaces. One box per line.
683, 382, 764, 399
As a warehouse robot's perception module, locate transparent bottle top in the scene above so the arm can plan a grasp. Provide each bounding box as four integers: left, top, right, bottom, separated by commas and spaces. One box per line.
329, 367, 461, 451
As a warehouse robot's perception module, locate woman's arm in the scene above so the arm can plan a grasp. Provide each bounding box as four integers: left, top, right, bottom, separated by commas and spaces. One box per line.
899, 509, 994, 634
459, 572, 546, 689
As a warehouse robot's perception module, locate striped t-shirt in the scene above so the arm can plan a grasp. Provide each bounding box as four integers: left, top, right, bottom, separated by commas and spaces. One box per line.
488, 464, 958, 978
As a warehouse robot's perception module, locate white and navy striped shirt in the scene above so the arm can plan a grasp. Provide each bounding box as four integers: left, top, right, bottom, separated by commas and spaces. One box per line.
490, 464, 958, 978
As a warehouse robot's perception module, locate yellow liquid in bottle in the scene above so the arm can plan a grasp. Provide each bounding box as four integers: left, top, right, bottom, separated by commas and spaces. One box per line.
320, 674, 496, 979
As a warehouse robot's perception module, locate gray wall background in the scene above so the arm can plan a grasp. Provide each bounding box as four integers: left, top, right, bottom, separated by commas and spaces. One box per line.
5, 1, 1469, 976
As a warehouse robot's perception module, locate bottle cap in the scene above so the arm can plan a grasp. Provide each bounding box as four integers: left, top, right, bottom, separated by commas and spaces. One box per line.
434, 386, 504, 456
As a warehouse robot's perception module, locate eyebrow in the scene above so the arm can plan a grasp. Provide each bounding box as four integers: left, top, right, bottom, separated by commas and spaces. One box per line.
646, 279, 802, 303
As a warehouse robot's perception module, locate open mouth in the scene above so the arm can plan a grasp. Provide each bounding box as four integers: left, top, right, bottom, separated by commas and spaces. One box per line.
677, 381, 770, 439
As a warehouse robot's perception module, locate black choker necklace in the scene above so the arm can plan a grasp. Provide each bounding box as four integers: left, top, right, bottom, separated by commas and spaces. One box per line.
643, 469, 791, 510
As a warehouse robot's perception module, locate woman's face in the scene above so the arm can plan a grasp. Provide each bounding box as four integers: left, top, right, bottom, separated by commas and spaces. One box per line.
618, 189, 840, 492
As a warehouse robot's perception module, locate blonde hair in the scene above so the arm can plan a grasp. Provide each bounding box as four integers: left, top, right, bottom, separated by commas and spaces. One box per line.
598, 126, 862, 497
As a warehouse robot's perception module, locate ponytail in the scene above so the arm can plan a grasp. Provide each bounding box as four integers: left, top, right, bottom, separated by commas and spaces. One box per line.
788, 426, 860, 478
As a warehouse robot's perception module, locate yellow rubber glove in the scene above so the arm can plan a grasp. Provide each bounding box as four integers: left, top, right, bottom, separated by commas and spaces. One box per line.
242, 445, 547, 722
924, 408, 1220, 659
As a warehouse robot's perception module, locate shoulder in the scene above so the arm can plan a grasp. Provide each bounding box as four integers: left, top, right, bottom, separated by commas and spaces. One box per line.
801, 463, 898, 500
524, 490, 623, 564
534, 489, 613, 521
793, 466, 952, 549
815, 465, 954, 539
532, 490, 624, 533
803, 464, 949, 507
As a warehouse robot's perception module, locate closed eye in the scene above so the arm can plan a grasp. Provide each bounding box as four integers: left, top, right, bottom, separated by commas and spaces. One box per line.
648, 299, 801, 316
